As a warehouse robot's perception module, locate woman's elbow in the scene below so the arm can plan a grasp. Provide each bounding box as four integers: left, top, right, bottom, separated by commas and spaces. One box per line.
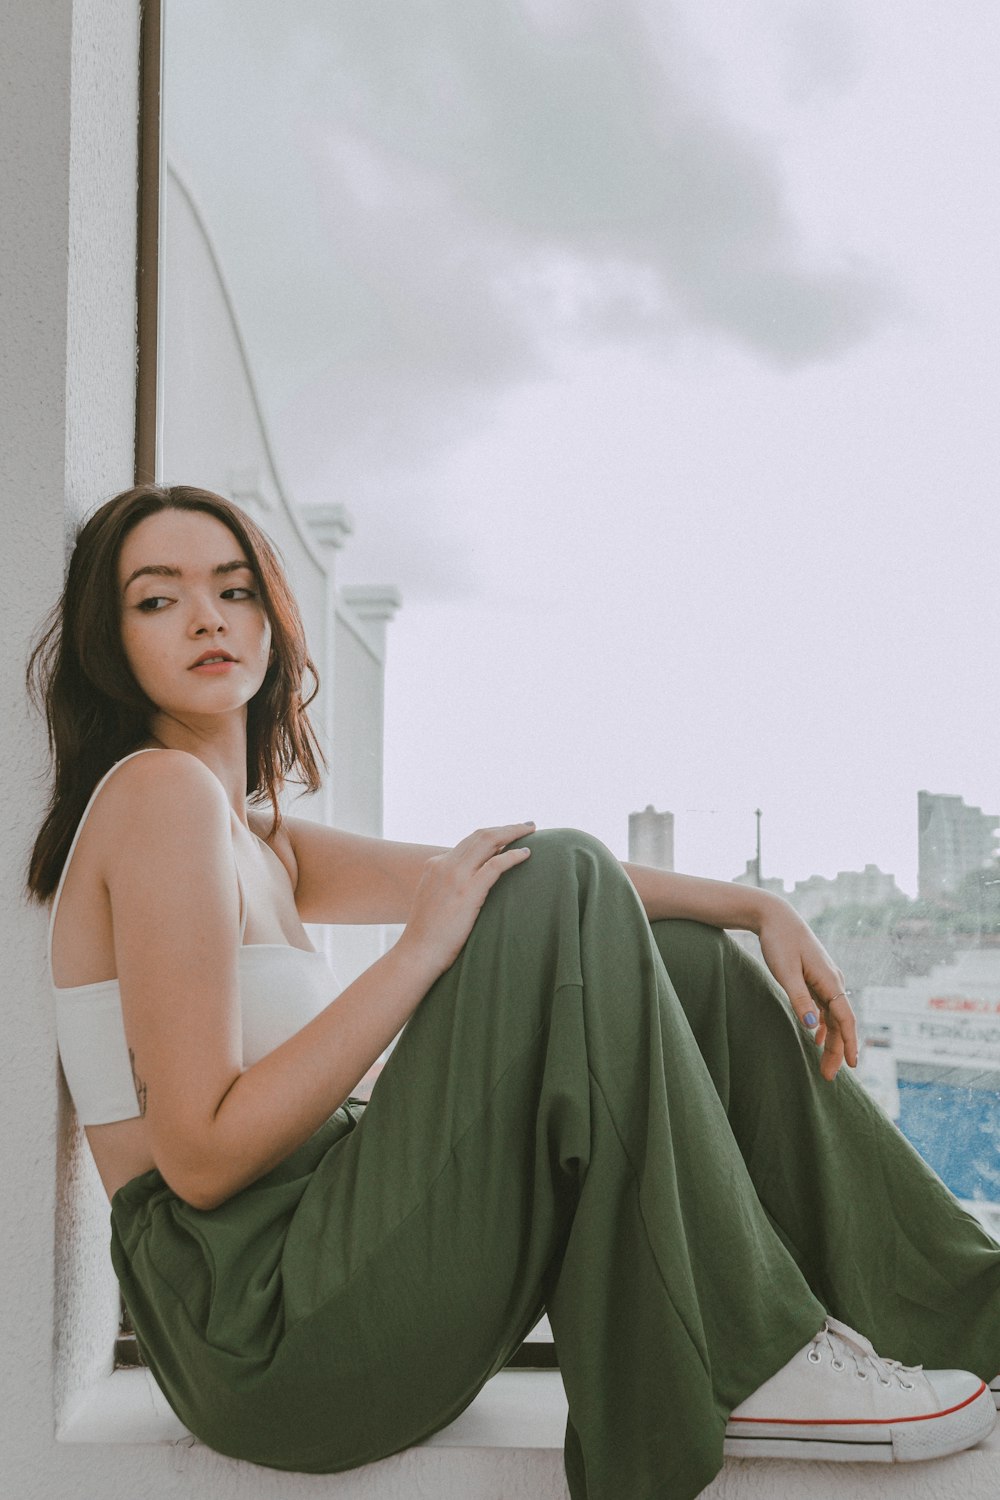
169, 1170, 240, 1213
154, 1139, 240, 1212
157, 1160, 230, 1212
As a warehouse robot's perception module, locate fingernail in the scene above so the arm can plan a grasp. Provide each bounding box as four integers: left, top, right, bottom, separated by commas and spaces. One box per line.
803, 1011, 818, 1028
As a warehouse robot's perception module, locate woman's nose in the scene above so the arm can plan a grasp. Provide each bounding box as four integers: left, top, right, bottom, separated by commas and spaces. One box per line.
188, 596, 227, 635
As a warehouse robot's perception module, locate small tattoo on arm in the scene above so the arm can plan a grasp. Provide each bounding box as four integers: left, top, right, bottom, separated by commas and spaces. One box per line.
128, 1047, 148, 1118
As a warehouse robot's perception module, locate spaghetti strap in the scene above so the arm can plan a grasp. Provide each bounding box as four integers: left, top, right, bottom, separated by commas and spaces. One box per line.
47, 748, 249, 977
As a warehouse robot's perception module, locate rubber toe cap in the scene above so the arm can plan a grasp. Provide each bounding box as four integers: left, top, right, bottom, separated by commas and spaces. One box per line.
924, 1368, 989, 1411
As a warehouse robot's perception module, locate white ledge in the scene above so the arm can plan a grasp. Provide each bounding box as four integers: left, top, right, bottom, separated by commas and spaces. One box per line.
57, 1366, 567, 1450
57, 1367, 1000, 1499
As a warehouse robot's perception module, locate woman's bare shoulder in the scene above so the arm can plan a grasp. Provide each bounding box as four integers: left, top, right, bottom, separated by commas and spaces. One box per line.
99, 746, 224, 801
87, 750, 230, 851
52, 752, 238, 988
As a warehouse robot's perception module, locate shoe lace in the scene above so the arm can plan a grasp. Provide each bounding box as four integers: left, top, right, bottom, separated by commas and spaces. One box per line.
809, 1318, 923, 1389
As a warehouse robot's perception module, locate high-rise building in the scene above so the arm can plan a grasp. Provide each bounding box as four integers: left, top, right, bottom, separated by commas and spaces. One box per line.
628, 805, 674, 870
918, 791, 1000, 900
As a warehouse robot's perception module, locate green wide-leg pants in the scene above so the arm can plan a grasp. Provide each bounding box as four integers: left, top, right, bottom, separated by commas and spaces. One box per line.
110, 830, 1000, 1500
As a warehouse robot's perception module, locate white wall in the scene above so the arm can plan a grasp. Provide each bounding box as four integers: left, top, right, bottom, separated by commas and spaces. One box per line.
0, 2, 146, 1494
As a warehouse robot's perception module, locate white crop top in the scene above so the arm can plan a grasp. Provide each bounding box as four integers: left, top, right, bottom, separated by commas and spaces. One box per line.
49, 749, 340, 1126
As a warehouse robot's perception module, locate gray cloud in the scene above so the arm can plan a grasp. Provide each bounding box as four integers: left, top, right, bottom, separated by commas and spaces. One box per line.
285, 0, 884, 349
166, 0, 888, 575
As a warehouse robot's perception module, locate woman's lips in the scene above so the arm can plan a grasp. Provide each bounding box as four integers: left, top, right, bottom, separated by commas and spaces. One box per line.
190, 660, 237, 674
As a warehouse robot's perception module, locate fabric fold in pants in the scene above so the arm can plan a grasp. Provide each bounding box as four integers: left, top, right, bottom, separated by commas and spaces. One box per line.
111, 829, 1000, 1500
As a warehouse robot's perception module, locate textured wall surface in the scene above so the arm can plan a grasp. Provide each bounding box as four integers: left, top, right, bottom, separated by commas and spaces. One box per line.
0, 0, 88, 1494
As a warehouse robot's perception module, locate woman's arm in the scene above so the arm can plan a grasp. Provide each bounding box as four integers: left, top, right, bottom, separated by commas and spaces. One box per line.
287, 830, 773, 931
622, 862, 772, 931
107, 755, 532, 1210
280, 817, 446, 924
623, 860, 857, 1082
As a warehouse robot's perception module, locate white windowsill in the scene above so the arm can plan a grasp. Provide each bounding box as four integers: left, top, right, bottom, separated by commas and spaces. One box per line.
56, 1365, 567, 1450
57, 1366, 1000, 1498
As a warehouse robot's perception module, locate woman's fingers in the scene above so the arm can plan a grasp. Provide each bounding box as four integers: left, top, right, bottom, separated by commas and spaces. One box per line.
785, 977, 825, 1035
467, 829, 536, 897
785, 976, 859, 1081
454, 822, 536, 870
819, 1018, 846, 1082
823, 993, 859, 1069
757, 907, 857, 1082
403, 825, 537, 978
480, 842, 533, 888
808, 992, 859, 1081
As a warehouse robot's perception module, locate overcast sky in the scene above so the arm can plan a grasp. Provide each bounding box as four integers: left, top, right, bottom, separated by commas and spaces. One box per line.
164, 0, 1000, 895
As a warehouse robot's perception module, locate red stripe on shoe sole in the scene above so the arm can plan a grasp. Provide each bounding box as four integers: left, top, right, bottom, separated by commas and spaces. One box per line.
728, 1381, 987, 1426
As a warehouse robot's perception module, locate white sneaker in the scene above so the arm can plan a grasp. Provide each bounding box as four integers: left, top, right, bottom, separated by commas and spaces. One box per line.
990, 1375, 1000, 1410
724, 1318, 996, 1463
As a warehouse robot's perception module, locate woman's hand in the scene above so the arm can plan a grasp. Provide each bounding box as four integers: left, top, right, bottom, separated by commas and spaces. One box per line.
399, 823, 536, 979
755, 897, 858, 1082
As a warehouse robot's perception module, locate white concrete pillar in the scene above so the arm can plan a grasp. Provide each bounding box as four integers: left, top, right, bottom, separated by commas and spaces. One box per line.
0, 1, 140, 1491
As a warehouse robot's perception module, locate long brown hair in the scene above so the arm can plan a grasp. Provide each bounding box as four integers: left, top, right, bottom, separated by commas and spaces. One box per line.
26, 484, 325, 901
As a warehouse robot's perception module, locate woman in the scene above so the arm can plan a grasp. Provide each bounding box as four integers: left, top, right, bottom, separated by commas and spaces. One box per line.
27, 483, 1000, 1500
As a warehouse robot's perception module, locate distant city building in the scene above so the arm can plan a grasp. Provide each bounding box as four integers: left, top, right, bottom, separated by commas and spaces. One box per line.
918, 791, 1000, 901
730, 860, 903, 923
628, 805, 674, 870
789, 865, 904, 923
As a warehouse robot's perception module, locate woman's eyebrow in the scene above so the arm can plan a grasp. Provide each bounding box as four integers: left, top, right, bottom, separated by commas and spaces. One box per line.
121, 559, 254, 591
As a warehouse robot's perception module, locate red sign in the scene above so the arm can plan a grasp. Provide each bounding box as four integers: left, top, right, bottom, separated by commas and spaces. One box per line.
927, 996, 1000, 1014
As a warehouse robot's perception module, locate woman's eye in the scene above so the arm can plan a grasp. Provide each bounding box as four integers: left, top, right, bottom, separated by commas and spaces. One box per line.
136, 596, 170, 612
221, 587, 257, 601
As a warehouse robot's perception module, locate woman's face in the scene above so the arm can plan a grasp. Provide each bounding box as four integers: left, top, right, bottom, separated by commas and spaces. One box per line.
117, 508, 273, 726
